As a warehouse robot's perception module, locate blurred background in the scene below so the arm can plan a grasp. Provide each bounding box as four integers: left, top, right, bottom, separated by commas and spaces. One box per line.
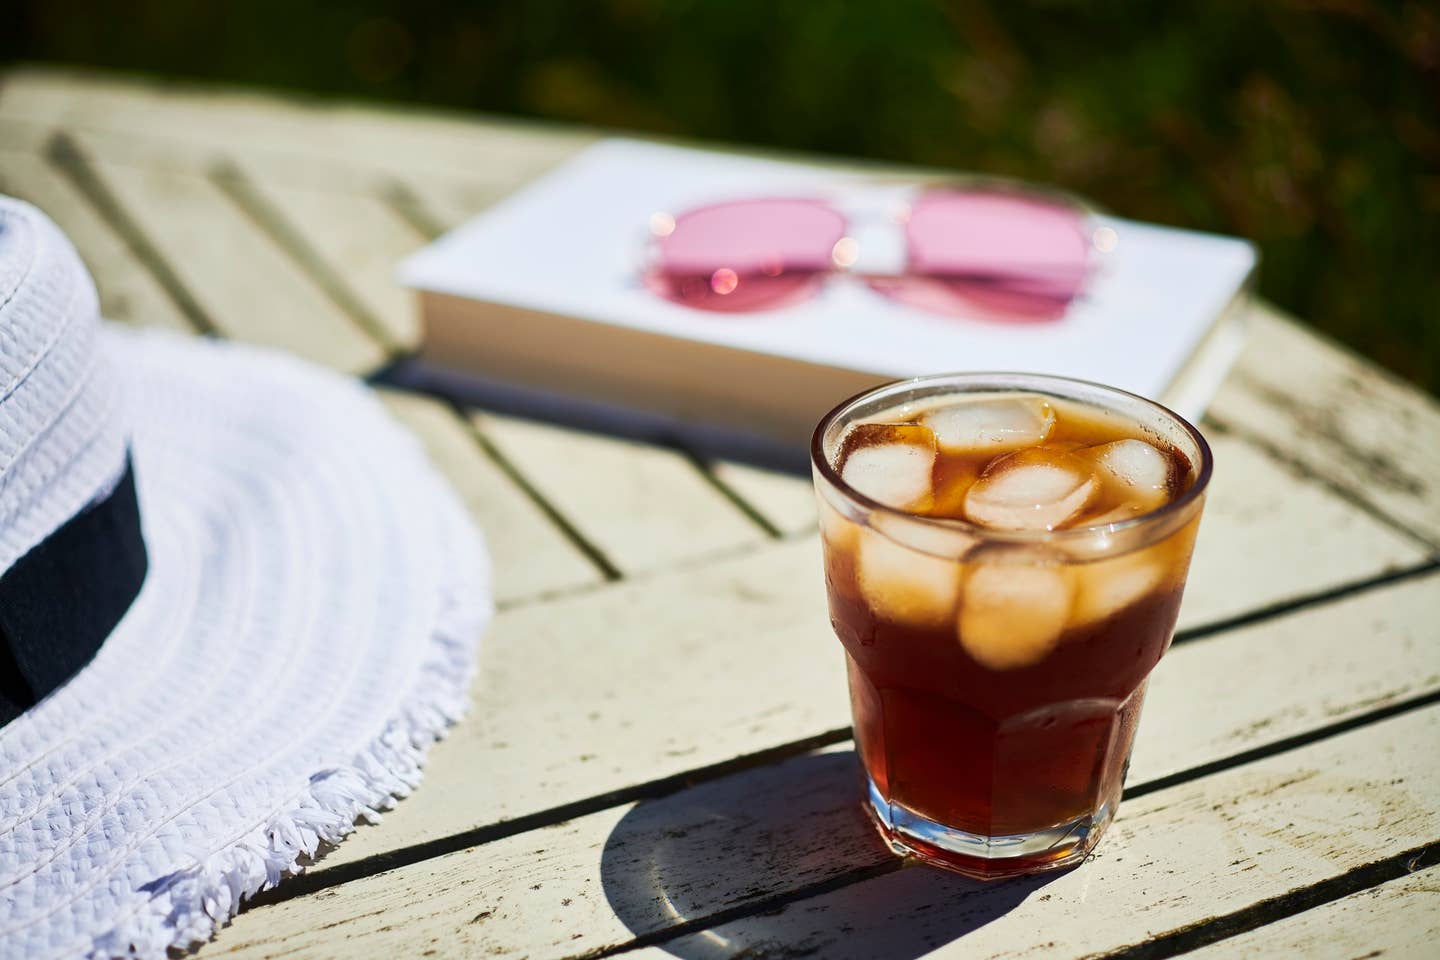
6, 0, 1438, 393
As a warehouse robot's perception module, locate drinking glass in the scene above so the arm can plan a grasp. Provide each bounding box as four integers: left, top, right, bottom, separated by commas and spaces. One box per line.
811, 372, 1212, 879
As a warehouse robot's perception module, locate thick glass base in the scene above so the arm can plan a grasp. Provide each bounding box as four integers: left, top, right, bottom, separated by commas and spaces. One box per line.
864, 775, 1113, 880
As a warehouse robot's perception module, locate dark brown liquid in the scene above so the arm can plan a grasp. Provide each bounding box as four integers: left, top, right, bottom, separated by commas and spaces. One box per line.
822, 395, 1201, 873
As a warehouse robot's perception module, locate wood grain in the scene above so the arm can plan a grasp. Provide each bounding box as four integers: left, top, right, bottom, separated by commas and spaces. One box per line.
207, 569, 1440, 959
275, 426, 1431, 877
293, 536, 841, 876
227, 168, 427, 352
1180, 431, 1425, 629
212, 672, 1440, 958
1183, 865, 1440, 960
378, 391, 604, 604
74, 142, 387, 372
8, 66, 1439, 960
0, 148, 192, 331
0, 66, 592, 187
1209, 305, 1440, 551
709, 461, 817, 537
474, 412, 769, 574
632, 706, 1440, 960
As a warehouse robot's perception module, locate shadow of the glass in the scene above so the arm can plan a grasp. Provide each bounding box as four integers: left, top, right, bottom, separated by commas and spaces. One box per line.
600, 750, 1058, 960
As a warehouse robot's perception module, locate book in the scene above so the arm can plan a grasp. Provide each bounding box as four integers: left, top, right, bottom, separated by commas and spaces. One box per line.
398, 138, 1256, 459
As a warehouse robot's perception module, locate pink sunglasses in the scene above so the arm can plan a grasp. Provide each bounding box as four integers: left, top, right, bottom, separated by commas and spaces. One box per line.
643, 187, 1107, 321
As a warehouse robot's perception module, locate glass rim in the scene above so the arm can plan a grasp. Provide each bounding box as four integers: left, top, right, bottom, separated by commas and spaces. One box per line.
809, 371, 1214, 545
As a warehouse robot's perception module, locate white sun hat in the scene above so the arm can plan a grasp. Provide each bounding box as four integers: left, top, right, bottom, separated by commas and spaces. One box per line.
0, 196, 492, 959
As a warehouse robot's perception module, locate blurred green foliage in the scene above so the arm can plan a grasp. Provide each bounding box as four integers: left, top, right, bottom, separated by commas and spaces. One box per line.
8, 1, 1439, 393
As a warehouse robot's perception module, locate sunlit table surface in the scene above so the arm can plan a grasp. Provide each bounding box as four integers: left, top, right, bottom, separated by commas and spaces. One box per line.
2, 66, 1437, 960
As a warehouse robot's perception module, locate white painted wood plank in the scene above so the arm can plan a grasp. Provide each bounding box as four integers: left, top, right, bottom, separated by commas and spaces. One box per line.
236, 172, 427, 352
632, 707, 1440, 960
208, 570, 1440, 959
77, 142, 387, 373
280, 431, 1430, 877
705, 426, 1433, 634
0, 149, 192, 331
1135, 573, 1440, 782
1181, 432, 1426, 628
386, 176, 537, 236
1209, 304, 1440, 549
378, 391, 603, 604
299, 536, 841, 875
1185, 865, 1440, 960
0, 66, 592, 186
710, 461, 817, 536
474, 412, 767, 574
211, 669, 1440, 959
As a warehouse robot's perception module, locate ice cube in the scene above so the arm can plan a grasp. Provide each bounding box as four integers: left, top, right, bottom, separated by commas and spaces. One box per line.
1082, 504, 1147, 527
856, 528, 961, 626
1071, 548, 1169, 627
870, 510, 975, 563
922, 396, 1055, 455
839, 423, 937, 510
1084, 438, 1172, 511
963, 449, 1099, 530
958, 562, 1072, 670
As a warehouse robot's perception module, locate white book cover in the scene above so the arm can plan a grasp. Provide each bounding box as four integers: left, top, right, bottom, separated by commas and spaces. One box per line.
399, 138, 1256, 417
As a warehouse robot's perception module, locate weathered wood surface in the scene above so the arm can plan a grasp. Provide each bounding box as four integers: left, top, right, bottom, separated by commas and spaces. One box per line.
1184, 865, 1440, 960
708, 460, 818, 536
377, 392, 604, 604
474, 412, 772, 575
207, 572, 1440, 957
294, 536, 842, 875
289, 485, 1429, 881
1210, 304, 1440, 552
629, 707, 1440, 960
227, 168, 427, 352
1180, 431, 1425, 627
0, 148, 192, 331
2, 65, 1437, 960
72, 139, 389, 372
0, 67, 595, 187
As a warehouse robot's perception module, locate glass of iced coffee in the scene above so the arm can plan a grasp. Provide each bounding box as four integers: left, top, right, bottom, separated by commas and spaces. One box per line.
811, 373, 1211, 880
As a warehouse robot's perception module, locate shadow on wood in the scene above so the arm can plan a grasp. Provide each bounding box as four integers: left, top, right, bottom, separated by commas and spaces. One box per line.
600, 750, 1056, 959
380, 358, 813, 473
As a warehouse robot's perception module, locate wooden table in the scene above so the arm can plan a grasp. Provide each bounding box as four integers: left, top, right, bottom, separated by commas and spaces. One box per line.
2, 67, 1437, 960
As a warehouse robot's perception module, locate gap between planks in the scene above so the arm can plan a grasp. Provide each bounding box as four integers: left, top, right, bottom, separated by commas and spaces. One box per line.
232, 567, 1440, 914
1170, 859, 1440, 960
211, 694, 1440, 960
8, 130, 794, 584
19, 73, 1428, 955
373, 173, 804, 546
604, 708, 1440, 960
48, 129, 388, 372
249, 684, 1440, 923
44, 131, 220, 336
26, 124, 1438, 568
11, 75, 1440, 554
1203, 413, 1440, 558
1095, 846, 1440, 960
207, 160, 406, 355
586, 841, 1440, 960
253, 452, 1432, 893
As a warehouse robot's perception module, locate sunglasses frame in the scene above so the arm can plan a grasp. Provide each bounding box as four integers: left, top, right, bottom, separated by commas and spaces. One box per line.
641, 179, 1117, 320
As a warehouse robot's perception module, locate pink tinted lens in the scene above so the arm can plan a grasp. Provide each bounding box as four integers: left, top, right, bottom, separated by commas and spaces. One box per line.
646, 198, 846, 313
878, 189, 1090, 322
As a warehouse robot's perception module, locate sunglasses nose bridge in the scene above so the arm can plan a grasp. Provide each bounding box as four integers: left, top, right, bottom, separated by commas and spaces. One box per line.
838, 218, 909, 276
